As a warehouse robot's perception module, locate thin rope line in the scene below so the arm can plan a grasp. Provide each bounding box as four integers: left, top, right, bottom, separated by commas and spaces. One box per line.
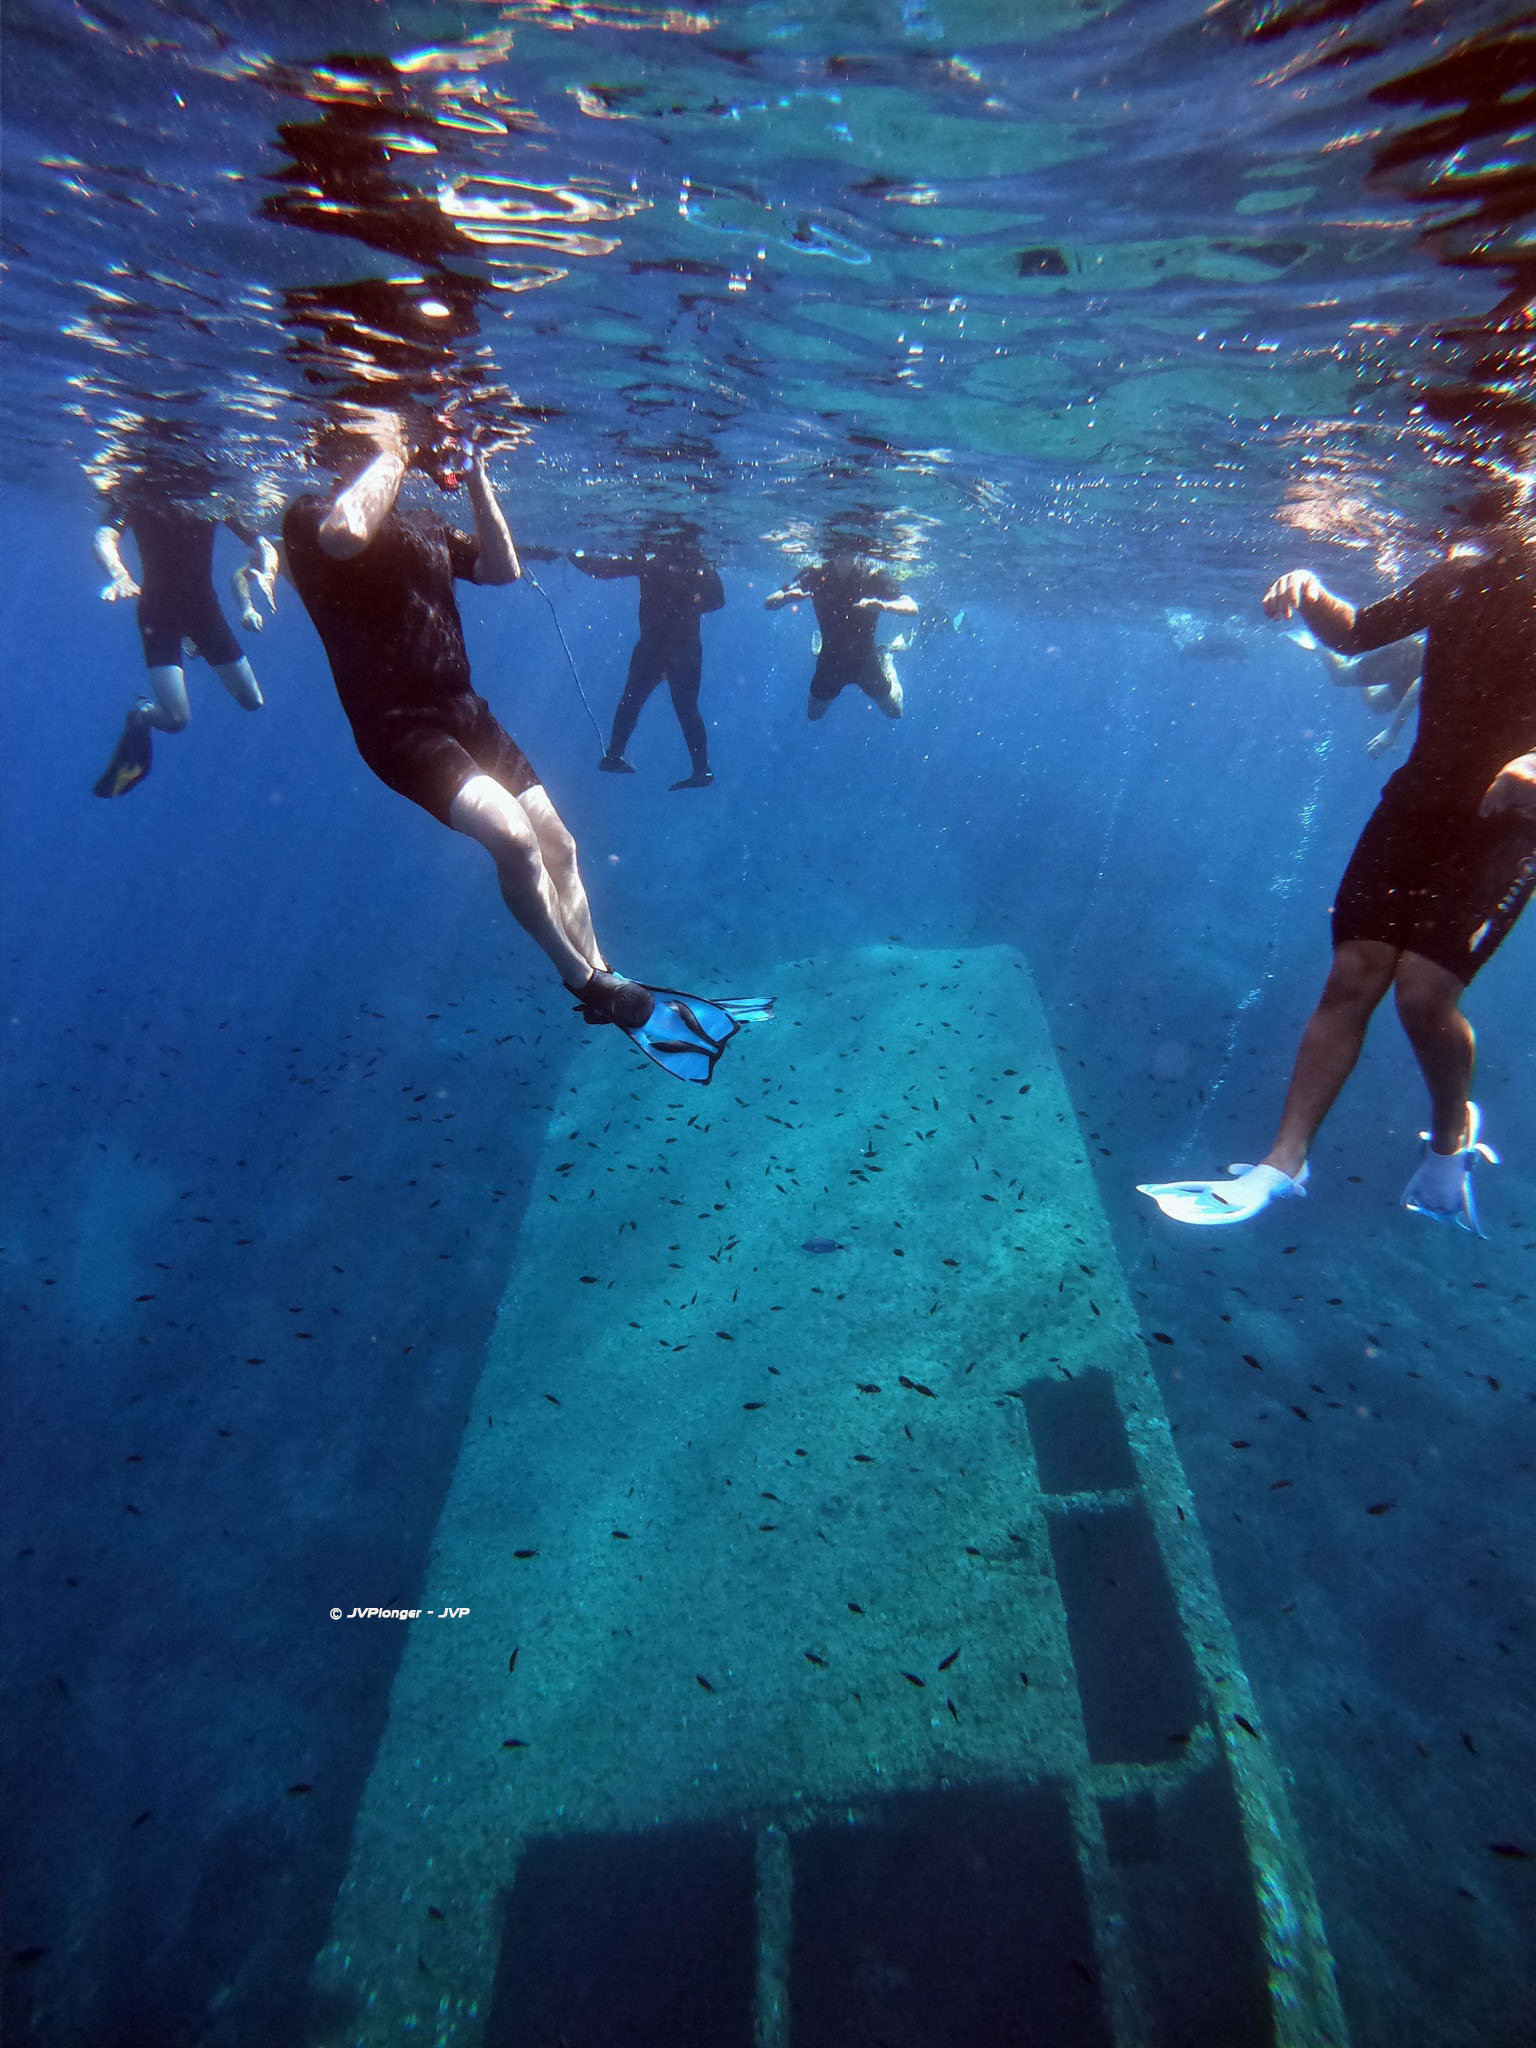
523, 567, 606, 752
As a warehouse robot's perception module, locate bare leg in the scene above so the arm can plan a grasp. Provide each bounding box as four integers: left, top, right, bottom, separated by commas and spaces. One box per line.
140, 664, 191, 733
1393, 951, 1474, 1153
515, 784, 606, 973
1262, 939, 1399, 1177
447, 774, 600, 988
215, 657, 264, 710
862, 649, 904, 718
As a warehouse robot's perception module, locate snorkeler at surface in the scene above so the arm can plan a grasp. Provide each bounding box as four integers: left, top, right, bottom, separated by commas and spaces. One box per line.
569, 529, 724, 788
1140, 476, 1536, 1234
281, 415, 771, 1077
764, 548, 916, 721
93, 489, 276, 798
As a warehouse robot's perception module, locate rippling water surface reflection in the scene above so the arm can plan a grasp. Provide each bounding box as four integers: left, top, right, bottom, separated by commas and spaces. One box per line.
2, 1, 1531, 582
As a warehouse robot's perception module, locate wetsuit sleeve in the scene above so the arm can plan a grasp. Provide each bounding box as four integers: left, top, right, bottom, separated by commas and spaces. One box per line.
698, 567, 725, 613
1343, 566, 1452, 654
446, 527, 481, 582
569, 553, 638, 581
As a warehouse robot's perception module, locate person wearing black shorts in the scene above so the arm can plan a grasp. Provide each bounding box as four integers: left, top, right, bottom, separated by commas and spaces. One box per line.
1140, 483, 1536, 1230
92, 490, 276, 797
763, 550, 916, 721
281, 417, 652, 1029
570, 531, 724, 788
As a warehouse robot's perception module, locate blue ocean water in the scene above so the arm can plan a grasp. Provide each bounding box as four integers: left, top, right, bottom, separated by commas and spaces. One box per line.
3, 3, 1534, 2045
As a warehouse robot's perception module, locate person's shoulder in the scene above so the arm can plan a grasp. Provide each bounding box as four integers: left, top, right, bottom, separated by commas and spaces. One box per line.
281, 493, 326, 540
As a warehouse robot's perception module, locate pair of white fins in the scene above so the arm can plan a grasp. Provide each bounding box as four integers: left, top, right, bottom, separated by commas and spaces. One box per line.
1137, 1105, 1500, 1237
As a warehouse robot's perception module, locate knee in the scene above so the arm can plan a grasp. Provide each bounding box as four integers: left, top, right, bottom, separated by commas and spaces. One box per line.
1318, 945, 1393, 1016
544, 819, 579, 879
1394, 959, 1461, 1035
158, 700, 191, 733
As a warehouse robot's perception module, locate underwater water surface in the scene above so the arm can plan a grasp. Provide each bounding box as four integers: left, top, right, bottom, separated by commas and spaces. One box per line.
2, 2, 1534, 2045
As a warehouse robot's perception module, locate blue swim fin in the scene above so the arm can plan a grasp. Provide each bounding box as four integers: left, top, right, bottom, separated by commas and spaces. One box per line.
623, 987, 774, 1084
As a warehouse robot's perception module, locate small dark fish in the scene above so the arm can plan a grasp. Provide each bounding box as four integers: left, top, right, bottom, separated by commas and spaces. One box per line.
507, 1647, 518, 1673
611, 1529, 629, 1540
852, 1452, 875, 1464
856, 1382, 881, 1394
1489, 1841, 1530, 1859
898, 1375, 936, 1398
804, 1651, 827, 1667
937, 1648, 960, 1671
847, 1601, 865, 1615
1233, 1715, 1260, 1740
427, 1906, 444, 1921
696, 1674, 715, 1693
900, 1670, 926, 1688
286, 1782, 314, 1795
9, 1948, 46, 1967
1367, 1501, 1396, 1515
501, 1738, 529, 1750
946, 1698, 959, 1722
1243, 1353, 1263, 1370
513, 1548, 538, 1560
1152, 1331, 1174, 1345
802, 1238, 844, 1253
743, 1400, 765, 1411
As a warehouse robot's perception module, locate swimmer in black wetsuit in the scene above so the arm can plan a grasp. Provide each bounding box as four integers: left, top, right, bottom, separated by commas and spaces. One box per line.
281, 416, 652, 1030
570, 532, 724, 788
763, 550, 917, 722
1140, 479, 1536, 1231
92, 491, 276, 797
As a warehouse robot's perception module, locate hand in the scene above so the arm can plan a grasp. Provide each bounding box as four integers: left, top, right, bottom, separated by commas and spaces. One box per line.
1365, 726, 1393, 759
1262, 570, 1322, 620
1479, 752, 1536, 819
239, 604, 263, 633
102, 574, 140, 603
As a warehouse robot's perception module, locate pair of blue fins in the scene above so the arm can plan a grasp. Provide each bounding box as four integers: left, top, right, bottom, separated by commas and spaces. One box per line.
569, 974, 774, 1085
1137, 1104, 1499, 1237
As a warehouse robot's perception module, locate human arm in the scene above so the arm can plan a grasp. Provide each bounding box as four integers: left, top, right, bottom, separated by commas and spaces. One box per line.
698, 566, 725, 613
1365, 678, 1419, 759
318, 440, 409, 560
856, 591, 918, 616
763, 578, 811, 609
1263, 568, 1432, 656
1479, 751, 1536, 819
232, 537, 280, 631
464, 446, 520, 585
567, 551, 637, 581
93, 524, 139, 602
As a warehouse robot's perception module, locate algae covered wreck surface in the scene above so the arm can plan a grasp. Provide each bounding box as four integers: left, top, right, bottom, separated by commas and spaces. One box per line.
316, 945, 1344, 2048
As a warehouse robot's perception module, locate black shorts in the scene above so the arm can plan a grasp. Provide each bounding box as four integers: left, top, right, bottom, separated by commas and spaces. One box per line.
138, 589, 242, 671
349, 693, 539, 826
1332, 785, 1536, 984
810, 650, 896, 705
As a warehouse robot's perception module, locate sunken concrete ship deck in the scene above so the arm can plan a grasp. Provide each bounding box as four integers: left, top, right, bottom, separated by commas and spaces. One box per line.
313, 944, 1347, 2048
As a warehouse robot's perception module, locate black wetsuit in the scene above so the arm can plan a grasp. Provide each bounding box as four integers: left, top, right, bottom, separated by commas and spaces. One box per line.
1326, 535, 1536, 982
572, 547, 724, 775
116, 496, 249, 670
284, 496, 537, 823
801, 559, 901, 704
